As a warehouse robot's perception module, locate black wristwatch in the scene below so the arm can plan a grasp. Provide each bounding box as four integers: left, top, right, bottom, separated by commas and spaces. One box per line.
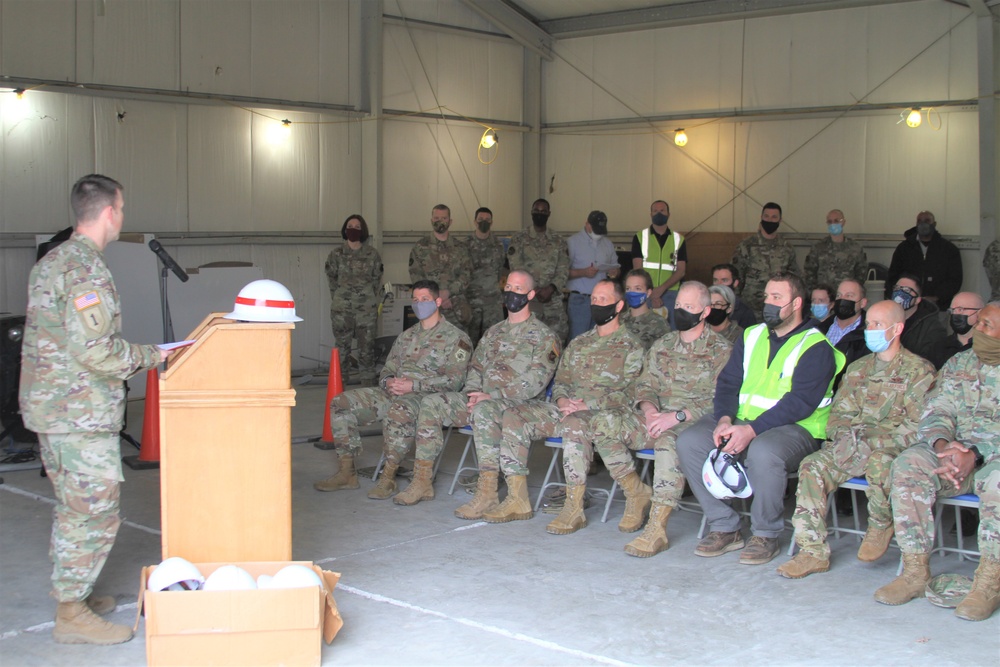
969, 445, 984, 468
675, 410, 686, 423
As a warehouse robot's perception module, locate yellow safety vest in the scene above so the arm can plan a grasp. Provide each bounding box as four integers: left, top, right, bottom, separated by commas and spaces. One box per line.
639, 228, 683, 289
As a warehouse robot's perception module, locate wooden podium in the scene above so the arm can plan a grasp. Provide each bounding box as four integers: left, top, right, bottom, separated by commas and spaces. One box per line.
158, 313, 296, 562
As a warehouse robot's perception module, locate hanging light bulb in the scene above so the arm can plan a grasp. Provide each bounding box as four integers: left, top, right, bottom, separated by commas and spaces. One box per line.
674, 129, 688, 147
14, 88, 25, 100
905, 108, 922, 128
480, 128, 498, 149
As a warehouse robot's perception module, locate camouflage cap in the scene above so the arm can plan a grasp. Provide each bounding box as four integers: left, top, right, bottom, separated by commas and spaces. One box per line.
925, 573, 973, 608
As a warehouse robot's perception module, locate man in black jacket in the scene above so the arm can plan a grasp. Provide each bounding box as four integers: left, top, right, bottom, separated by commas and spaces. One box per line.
890, 274, 947, 362
885, 211, 963, 309
925, 291, 984, 370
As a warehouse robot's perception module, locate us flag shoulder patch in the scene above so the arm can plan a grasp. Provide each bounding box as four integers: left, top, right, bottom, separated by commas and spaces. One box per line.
73, 291, 101, 311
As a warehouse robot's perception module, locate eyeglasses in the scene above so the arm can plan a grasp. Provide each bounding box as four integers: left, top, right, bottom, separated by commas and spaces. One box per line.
948, 307, 980, 315
710, 302, 729, 309
894, 287, 918, 297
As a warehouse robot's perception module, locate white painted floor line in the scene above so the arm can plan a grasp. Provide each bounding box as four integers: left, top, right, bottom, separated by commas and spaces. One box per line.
0, 484, 161, 535
0, 602, 138, 642
338, 584, 638, 667
314, 521, 488, 564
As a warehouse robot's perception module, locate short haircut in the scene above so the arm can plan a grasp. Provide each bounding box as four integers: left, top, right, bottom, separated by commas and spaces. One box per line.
411, 280, 440, 298
596, 278, 624, 301
650, 199, 669, 212
432, 204, 451, 216
709, 284, 736, 307
474, 206, 493, 218
532, 198, 550, 209
341, 214, 369, 243
769, 271, 806, 305
625, 268, 653, 291
507, 269, 535, 291
811, 283, 835, 303
71, 174, 122, 223
680, 281, 711, 308
895, 272, 922, 295
762, 201, 783, 217
838, 279, 866, 300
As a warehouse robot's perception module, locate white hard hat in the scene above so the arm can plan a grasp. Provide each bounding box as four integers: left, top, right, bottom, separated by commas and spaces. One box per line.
702, 447, 753, 500
202, 564, 258, 591
148, 557, 204, 592
223, 279, 303, 322
262, 564, 323, 590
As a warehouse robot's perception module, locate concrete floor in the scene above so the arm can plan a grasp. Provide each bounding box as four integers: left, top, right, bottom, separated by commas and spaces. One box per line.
1, 382, 997, 666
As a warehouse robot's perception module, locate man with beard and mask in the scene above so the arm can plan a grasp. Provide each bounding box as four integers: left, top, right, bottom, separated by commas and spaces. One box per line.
985, 239, 1000, 301
885, 210, 963, 309
507, 199, 570, 343
631, 200, 687, 324
707, 284, 743, 344
465, 207, 508, 346
803, 209, 868, 291
394, 271, 560, 511
890, 273, 947, 361
731, 203, 800, 318
313, 281, 472, 499
677, 272, 843, 566
621, 269, 672, 349
567, 210, 621, 341
409, 204, 474, 334
875, 302, 1000, 622
818, 279, 871, 374
778, 300, 936, 579
585, 282, 731, 556
926, 292, 985, 370
484, 280, 644, 529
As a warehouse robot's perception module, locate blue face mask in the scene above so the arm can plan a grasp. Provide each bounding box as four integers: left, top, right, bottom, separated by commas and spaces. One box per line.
892, 289, 916, 310
412, 300, 438, 320
864, 326, 897, 353
811, 303, 829, 320
827, 223, 843, 236
625, 291, 648, 308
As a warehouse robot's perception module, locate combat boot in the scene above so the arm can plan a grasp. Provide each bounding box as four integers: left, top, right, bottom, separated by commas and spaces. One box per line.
313, 454, 360, 492
367, 460, 399, 499
454, 470, 499, 519
624, 503, 672, 558
776, 551, 830, 579
874, 553, 931, 605
393, 459, 435, 505
53, 601, 133, 645
955, 557, 1000, 621
857, 524, 894, 562
546, 485, 587, 535
483, 476, 532, 523
617, 471, 652, 533
85, 594, 116, 616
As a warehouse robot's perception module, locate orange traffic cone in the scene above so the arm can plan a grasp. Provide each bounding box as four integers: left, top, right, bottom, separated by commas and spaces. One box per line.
123, 368, 160, 470
319, 348, 344, 445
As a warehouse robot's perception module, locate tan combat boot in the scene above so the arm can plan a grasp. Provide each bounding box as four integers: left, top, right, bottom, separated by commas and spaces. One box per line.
955, 557, 1000, 621
874, 553, 931, 605
85, 594, 116, 616
857, 524, 894, 562
313, 454, 360, 492
617, 471, 652, 533
367, 460, 399, 499
776, 551, 830, 579
624, 504, 672, 558
546, 485, 587, 535
454, 470, 499, 519
483, 475, 533, 523
53, 601, 133, 645
393, 459, 436, 505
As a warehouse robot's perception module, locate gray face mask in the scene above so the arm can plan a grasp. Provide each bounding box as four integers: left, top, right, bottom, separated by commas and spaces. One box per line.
916, 221, 933, 238
412, 300, 438, 320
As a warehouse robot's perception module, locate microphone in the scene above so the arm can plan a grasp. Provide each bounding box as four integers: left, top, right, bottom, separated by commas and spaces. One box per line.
148, 239, 189, 282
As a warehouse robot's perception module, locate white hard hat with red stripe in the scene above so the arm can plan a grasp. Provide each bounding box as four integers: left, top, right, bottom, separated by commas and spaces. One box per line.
224, 279, 303, 322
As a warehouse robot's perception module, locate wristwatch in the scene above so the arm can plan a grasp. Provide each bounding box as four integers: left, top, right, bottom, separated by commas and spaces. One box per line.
969, 445, 984, 468
675, 410, 686, 423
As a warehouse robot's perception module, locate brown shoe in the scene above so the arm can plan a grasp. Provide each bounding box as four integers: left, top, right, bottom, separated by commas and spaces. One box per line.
776, 551, 830, 579
85, 594, 117, 616
740, 535, 780, 565
874, 553, 931, 605
694, 530, 745, 558
53, 601, 133, 645
857, 525, 893, 562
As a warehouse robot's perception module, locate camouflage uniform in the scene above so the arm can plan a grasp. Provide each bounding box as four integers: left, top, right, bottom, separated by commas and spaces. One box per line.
413, 314, 560, 465
731, 233, 800, 316
791, 349, 936, 558
19, 233, 161, 603
507, 226, 570, 343
889, 350, 1000, 560
499, 325, 644, 479
585, 328, 730, 500
409, 235, 473, 333
330, 319, 471, 463
714, 318, 744, 344
803, 236, 869, 290
985, 239, 1000, 301
466, 233, 507, 345
325, 242, 383, 381
620, 309, 671, 350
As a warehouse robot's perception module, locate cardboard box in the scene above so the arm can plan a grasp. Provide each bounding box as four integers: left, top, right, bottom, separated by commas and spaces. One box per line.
138, 561, 343, 667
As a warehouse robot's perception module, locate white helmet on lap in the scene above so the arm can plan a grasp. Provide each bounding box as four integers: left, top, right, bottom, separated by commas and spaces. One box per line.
702, 447, 752, 500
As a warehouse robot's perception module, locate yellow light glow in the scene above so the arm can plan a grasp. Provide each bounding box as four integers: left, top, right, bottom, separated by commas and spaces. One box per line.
480, 129, 497, 149
906, 108, 922, 128
674, 129, 688, 147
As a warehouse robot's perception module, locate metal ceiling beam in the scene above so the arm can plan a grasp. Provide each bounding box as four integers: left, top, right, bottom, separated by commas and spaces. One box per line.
459, 0, 554, 60
539, 0, 925, 38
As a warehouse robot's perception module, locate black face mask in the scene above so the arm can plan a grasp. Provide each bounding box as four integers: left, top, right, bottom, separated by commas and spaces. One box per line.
706, 308, 729, 326
833, 298, 857, 320
760, 220, 780, 235
762, 302, 788, 329
476, 219, 492, 233
652, 212, 669, 227
531, 212, 549, 227
503, 290, 530, 314
673, 308, 703, 332
950, 313, 973, 336
591, 302, 620, 326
